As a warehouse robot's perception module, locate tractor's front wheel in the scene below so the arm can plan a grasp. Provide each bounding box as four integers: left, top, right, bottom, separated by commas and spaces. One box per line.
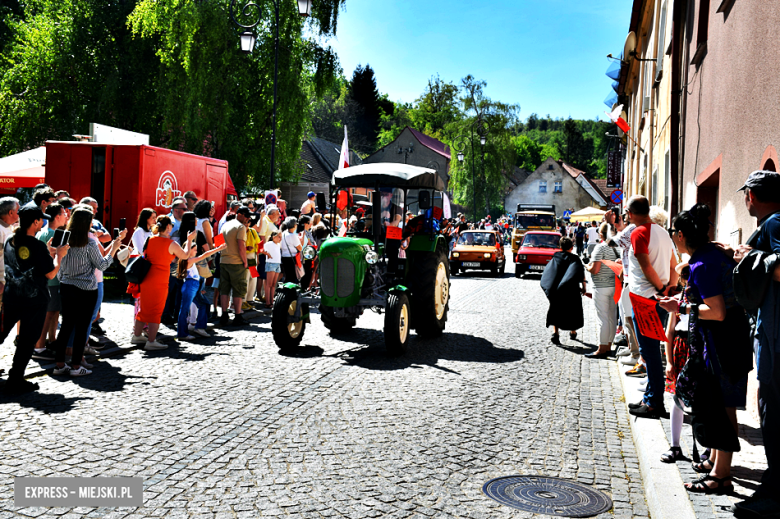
385, 291, 411, 355
272, 289, 306, 349
409, 246, 450, 338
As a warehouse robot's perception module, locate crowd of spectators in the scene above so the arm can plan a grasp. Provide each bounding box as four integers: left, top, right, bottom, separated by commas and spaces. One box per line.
542, 170, 780, 515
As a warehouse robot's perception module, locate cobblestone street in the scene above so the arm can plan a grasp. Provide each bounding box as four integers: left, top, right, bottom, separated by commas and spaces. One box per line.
0, 271, 647, 518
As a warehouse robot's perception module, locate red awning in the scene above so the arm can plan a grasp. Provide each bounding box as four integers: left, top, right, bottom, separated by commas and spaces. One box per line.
0, 166, 46, 189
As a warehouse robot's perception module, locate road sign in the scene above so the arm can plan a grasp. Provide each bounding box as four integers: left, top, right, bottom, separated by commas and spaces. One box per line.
610, 189, 623, 205
607, 151, 622, 188
562, 210, 572, 219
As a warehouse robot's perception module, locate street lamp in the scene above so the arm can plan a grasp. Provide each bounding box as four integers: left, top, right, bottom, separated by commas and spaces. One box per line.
297, 0, 312, 16
239, 31, 256, 54
452, 117, 490, 223
230, 0, 312, 189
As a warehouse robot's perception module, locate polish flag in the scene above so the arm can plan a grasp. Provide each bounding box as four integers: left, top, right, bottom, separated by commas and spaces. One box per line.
338, 126, 350, 170
605, 104, 630, 134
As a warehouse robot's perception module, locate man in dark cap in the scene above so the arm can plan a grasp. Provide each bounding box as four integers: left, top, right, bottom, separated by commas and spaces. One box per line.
0, 206, 68, 394
732, 170, 780, 518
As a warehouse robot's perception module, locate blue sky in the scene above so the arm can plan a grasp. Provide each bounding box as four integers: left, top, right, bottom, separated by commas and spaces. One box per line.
323, 0, 632, 122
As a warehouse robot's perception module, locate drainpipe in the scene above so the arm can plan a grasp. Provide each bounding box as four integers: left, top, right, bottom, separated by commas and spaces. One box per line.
669, 0, 685, 217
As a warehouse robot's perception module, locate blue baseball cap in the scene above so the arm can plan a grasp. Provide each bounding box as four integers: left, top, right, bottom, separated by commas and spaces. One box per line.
307, 191, 316, 198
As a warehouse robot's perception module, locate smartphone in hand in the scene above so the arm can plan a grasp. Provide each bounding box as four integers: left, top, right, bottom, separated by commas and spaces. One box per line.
119, 218, 126, 230
114, 228, 120, 239
51, 229, 66, 247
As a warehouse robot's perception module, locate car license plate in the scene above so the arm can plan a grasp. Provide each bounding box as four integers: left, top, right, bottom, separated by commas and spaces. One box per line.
463, 262, 481, 267
529, 265, 545, 271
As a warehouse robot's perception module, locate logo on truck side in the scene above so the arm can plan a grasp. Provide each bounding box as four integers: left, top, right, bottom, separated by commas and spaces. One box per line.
155, 171, 181, 209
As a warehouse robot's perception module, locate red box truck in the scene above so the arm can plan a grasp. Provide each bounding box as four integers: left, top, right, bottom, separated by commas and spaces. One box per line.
44, 142, 238, 232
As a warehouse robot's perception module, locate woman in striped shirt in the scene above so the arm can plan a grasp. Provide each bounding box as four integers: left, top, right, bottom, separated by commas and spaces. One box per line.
53, 207, 125, 377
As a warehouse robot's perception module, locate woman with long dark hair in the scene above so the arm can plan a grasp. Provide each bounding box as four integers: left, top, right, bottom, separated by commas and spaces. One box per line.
53, 207, 123, 377
175, 212, 223, 339
659, 203, 753, 495
132, 208, 157, 253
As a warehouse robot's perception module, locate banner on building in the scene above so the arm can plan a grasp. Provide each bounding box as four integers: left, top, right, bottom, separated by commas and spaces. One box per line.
607, 150, 622, 189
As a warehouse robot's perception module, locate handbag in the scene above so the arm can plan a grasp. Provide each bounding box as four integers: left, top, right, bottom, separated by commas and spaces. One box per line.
295, 257, 305, 280
125, 255, 151, 284
125, 237, 151, 284
196, 260, 212, 279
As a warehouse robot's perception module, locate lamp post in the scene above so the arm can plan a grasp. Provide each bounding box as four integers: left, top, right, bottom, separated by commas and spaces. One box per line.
230, 0, 312, 189
452, 117, 489, 223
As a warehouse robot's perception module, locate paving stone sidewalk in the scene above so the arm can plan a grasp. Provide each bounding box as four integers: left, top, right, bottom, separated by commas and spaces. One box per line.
0, 272, 648, 517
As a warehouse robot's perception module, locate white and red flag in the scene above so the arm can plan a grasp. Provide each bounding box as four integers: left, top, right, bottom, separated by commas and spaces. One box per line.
338, 126, 350, 170
605, 104, 630, 134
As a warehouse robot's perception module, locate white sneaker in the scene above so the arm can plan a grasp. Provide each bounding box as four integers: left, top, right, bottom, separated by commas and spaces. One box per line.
70, 366, 92, 377
77, 359, 93, 369
179, 335, 197, 341
130, 334, 146, 344
144, 341, 167, 351
616, 347, 632, 357
53, 365, 71, 375
84, 345, 99, 355
620, 356, 639, 366
191, 328, 210, 338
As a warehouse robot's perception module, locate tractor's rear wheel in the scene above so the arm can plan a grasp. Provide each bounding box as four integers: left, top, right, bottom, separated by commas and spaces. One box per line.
408, 245, 450, 338
384, 291, 411, 355
320, 306, 355, 334
272, 289, 305, 349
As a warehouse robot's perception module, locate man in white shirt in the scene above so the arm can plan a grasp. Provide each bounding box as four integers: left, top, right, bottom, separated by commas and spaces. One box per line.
218, 201, 241, 234
586, 221, 600, 256
625, 195, 678, 419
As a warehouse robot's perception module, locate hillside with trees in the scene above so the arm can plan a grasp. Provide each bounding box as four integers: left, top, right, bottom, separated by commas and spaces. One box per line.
310, 69, 615, 217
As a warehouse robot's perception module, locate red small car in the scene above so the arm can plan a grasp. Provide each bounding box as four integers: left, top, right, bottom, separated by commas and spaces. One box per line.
514, 231, 562, 278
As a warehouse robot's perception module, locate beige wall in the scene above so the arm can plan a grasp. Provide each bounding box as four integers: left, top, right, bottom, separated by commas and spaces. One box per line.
679, 1, 780, 245
504, 158, 597, 217
622, 0, 674, 215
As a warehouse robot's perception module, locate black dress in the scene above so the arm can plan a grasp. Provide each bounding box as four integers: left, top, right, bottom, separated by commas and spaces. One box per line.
540, 251, 585, 331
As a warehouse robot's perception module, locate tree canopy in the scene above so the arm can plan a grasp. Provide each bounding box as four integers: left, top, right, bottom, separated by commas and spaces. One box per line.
0, 0, 346, 191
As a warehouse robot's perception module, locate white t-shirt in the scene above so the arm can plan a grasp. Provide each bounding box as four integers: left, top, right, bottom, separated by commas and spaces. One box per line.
265, 241, 281, 263
281, 232, 301, 257
628, 222, 675, 298
586, 227, 600, 244
131, 227, 151, 254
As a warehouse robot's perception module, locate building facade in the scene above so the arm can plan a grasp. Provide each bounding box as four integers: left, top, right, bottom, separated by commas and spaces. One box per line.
504, 158, 608, 217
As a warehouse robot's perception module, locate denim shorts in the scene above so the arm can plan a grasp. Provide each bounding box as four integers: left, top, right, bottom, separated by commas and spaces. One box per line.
265, 262, 282, 273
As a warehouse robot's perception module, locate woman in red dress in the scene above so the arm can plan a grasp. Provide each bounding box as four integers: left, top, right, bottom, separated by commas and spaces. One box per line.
132, 215, 195, 351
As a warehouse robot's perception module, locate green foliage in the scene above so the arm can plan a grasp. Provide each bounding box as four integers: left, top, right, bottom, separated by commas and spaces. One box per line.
514, 113, 611, 178
0, 0, 345, 192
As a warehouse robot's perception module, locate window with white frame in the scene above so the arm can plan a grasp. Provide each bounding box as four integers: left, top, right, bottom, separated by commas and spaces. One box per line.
554, 181, 562, 193
539, 181, 547, 193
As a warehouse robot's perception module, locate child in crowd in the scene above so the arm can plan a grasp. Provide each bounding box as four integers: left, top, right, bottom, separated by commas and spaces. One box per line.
262, 231, 283, 309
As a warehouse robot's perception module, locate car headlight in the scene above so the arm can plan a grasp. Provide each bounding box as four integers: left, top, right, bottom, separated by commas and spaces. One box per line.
517, 254, 527, 261
483, 253, 491, 258
452, 252, 460, 258
365, 250, 379, 265
302, 245, 317, 260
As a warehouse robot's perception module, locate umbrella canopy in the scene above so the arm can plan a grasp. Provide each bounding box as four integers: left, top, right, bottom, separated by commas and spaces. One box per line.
569, 206, 606, 223
0, 147, 46, 190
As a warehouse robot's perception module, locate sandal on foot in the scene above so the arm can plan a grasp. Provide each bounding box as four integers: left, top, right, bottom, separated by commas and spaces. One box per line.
551, 333, 560, 345
660, 446, 685, 463
692, 459, 714, 473
686, 475, 733, 495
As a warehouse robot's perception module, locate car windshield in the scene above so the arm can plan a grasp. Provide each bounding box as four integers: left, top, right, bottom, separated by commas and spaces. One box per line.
522, 234, 560, 248
458, 232, 496, 246
516, 214, 555, 228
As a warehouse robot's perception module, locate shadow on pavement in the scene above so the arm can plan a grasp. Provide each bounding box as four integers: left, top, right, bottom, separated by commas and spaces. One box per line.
318, 331, 524, 372
0, 392, 91, 413
278, 345, 325, 358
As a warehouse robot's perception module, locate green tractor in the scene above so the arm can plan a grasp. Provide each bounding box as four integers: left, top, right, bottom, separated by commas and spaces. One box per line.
271, 163, 451, 355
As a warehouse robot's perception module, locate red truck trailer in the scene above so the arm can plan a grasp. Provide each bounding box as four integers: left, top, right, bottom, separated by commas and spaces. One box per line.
44, 142, 238, 232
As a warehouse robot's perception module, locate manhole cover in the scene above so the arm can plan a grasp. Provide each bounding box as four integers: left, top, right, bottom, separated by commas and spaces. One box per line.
482, 475, 612, 517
